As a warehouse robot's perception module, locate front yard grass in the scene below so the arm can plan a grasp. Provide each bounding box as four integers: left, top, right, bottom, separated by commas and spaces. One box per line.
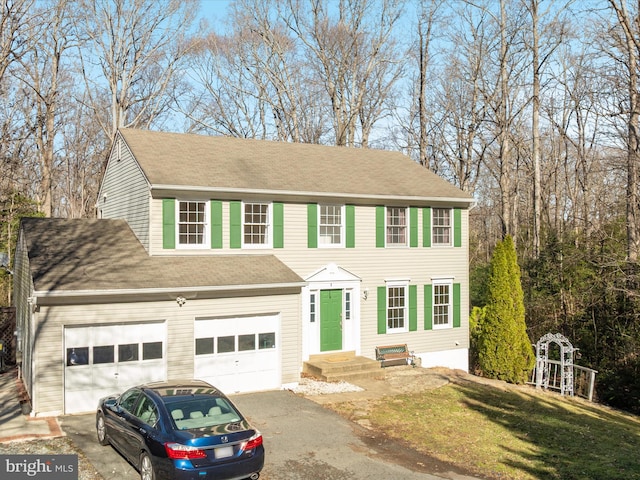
332, 380, 640, 479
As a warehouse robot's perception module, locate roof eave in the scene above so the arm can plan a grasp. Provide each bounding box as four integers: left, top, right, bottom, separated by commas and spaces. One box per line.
150, 185, 475, 206
32, 281, 307, 300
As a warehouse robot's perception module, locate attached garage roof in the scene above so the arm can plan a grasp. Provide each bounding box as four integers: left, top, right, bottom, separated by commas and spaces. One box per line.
20, 218, 304, 295
118, 128, 474, 204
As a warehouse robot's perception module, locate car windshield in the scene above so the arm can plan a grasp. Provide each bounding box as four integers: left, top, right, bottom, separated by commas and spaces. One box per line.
164, 396, 242, 430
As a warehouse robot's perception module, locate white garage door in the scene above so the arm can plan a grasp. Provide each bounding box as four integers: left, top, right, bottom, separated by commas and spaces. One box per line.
64, 322, 167, 414
194, 314, 280, 395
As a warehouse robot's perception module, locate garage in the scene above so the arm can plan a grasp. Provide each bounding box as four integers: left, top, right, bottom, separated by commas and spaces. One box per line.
64, 321, 167, 414
194, 314, 280, 394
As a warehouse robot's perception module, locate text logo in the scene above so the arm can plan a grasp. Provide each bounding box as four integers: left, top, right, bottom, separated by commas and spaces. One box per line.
0, 455, 78, 480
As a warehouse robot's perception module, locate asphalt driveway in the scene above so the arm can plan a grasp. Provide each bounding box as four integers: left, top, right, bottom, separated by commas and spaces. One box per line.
60, 389, 476, 480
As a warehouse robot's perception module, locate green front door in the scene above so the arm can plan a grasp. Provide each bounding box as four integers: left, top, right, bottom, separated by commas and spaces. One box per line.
320, 289, 343, 352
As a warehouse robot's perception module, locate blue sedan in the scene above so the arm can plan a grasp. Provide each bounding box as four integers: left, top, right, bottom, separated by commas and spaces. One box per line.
96, 379, 264, 480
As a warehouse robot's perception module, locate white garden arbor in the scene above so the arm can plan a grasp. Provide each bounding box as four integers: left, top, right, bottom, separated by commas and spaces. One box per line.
532, 333, 598, 401
534, 333, 576, 396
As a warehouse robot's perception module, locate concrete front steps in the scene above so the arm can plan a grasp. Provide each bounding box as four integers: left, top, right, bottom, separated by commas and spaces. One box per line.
303, 351, 383, 383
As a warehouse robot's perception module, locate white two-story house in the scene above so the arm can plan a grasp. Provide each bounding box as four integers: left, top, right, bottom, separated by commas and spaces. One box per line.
13, 128, 474, 415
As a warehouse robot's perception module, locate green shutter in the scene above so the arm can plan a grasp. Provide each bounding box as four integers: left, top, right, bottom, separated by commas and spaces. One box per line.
377, 286, 386, 334
211, 200, 223, 249
424, 284, 433, 330
453, 283, 461, 328
410, 207, 418, 247
346, 204, 355, 248
273, 202, 284, 248
162, 199, 175, 249
423, 207, 431, 247
454, 208, 462, 247
409, 285, 417, 331
307, 203, 318, 248
376, 206, 385, 248
230, 201, 242, 248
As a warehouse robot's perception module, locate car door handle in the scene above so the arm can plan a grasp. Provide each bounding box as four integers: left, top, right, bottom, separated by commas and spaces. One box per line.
139, 428, 147, 435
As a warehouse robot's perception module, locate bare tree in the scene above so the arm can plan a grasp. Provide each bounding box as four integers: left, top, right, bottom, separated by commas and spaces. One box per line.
76, 0, 198, 139
605, 0, 640, 263
284, 0, 405, 147
14, 0, 76, 217
416, 1, 441, 167
182, 0, 326, 143
523, 0, 570, 258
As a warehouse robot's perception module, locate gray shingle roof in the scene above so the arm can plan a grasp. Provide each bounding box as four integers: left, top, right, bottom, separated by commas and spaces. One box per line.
21, 218, 303, 294
119, 129, 473, 203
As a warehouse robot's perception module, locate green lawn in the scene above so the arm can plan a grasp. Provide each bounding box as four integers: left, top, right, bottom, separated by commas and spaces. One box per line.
333, 380, 640, 479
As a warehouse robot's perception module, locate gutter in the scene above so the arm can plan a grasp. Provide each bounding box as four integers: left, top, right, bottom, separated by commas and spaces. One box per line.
32, 280, 307, 300
150, 185, 476, 207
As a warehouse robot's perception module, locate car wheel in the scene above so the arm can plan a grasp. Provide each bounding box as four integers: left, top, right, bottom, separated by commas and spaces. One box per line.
140, 452, 155, 480
96, 413, 109, 446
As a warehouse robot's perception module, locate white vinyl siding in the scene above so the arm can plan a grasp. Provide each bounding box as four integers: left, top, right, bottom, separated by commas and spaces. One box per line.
98, 136, 151, 249
147, 198, 469, 360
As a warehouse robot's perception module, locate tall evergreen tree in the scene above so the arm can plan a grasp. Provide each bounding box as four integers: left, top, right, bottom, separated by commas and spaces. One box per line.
477, 235, 535, 384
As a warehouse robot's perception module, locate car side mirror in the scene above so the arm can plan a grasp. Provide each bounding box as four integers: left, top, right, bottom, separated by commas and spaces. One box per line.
105, 398, 121, 413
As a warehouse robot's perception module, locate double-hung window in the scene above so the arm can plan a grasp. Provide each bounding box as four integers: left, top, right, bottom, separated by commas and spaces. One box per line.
386, 207, 407, 246
319, 205, 344, 247
179, 201, 207, 246
244, 202, 270, 247
432, 208, 452, 246
433, 280, 453, 328
386, 283, 408, 332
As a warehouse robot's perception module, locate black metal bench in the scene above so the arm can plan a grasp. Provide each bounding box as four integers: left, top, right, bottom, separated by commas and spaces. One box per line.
375, 344, 416, 367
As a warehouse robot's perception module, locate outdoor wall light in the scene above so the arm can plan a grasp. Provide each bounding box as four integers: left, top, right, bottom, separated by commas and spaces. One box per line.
362, 288, 368, 300
176, 296, 187, 307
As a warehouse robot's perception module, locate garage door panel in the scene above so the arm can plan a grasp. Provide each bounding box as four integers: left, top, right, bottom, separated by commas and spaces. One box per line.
64, 322, 166, 414
194, 315, 280, 395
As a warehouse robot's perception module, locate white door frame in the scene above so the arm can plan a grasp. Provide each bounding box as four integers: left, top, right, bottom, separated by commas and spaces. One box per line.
302, 263, 361, 360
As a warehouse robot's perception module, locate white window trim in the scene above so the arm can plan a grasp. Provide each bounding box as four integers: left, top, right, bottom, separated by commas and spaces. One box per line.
432, 278, 454, 330
318, 204, 345, 248
386, 206, 409, 247
176, 200, 209, 249
432, 207, 453, 247
386, 280, 409, 333
344, 289, 352, 321
242, 200, 272, 249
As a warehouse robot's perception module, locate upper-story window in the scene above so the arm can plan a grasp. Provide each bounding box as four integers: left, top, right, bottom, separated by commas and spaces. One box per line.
179, 201, 207, 246
244, 202, 270, 246
386, 207, 407, 246
432, 208, 452, 246
319, 205, 344, 247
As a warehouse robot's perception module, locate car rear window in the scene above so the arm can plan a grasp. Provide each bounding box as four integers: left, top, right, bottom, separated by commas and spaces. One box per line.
164, 396, 242, 430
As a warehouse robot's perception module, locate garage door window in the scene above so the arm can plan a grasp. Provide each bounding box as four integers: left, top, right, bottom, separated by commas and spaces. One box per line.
239, 334, 255, 351
119, 344, 139, 362
93, 346, 114, 364
67, 342, 163, 366
143, 342, 163, 360
195, 338, 214, 355
259, 332, 276, 349
218, 336, 235, 353
196, 333, 277, 355
66, 347, 88, 366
